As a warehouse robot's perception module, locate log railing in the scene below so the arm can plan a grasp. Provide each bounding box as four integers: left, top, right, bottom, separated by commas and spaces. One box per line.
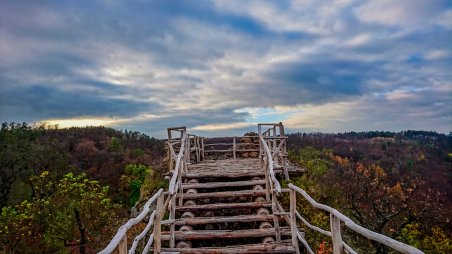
258, 122, 289, 180
203, 136, 259, 160
258, 122, 423, 254
287, 183, 424, 254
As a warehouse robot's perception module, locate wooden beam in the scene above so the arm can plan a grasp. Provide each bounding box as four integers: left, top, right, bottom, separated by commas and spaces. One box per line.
162, 214, 279, 226
176, 201, 272, 211
161, 228, 291, 241
180, 190, 266, 199
161, 242, 296, 254
182, 179, 265, 189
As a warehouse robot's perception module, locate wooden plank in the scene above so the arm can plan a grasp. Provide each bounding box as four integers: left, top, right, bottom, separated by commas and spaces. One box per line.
183, 171, 264, 178
161, 228, 291, 241
161, 242, 296, 254
205, 149, 259, 153
203, 143, 234, 146
176, 201, 272, 211
162, 214, 279, 226
179, 190, 266, 199
182, 179, 265, 189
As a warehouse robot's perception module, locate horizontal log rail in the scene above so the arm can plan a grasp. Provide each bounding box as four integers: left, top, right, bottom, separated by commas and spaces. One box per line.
203, 136, 259, 160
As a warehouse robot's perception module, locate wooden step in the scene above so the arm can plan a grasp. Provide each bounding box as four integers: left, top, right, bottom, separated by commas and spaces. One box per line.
162, 214, 277, 226
161, 228, 291, 241
182, 179, 265, 189
183, 171, 264, 178
162, 242, 296, 253
180, 190, 266, 199
176, 201, 271, 211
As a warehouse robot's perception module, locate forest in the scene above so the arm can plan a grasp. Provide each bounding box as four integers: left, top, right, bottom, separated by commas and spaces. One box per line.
0, 123, 167, 253
1, 123, 451, 253
286, 131, 452, 253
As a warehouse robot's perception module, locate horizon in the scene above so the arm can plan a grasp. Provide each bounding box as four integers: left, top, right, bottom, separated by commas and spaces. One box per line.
1, 1, 451, 138
3, 121, 450, 139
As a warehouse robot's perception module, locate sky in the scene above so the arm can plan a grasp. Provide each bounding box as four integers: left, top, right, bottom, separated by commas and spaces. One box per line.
0, 0, 451, 138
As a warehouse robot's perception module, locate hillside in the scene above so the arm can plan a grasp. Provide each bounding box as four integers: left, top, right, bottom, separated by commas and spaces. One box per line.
286, 131, 452, 253
0, 123, 166, 253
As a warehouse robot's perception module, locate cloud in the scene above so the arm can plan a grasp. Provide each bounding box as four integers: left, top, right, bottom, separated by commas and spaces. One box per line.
0, 0, 451, 137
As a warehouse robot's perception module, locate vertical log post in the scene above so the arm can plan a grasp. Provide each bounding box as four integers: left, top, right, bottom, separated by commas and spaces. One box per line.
196, 137, 200, 163
233, 136, 236, 161
167, 129, 173, 172
272, 191, 281, 242
153, 194, 164, 254
280, 122, 289, 180
186, 135, 191, 165
330, 213, 343, 254
258, 124, 262, 171
169, 195, 176, 248
272, 127, 277, 160
117, 234, 127, 254
290, 189, 300, 254
264, 157, 270, 201
201, 138, 204, 160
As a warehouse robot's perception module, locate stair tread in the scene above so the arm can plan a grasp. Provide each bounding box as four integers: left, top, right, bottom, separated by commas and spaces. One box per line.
183, 171, 265, 178
161, 228, 291, 241
162, 214, 278, 226
176, 201, 271, 211
180, 189, 267, 199
182, 179, 265, 189
162, 242, 295, 254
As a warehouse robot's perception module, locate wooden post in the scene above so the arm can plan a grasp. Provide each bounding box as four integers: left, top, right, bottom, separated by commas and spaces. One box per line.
290, 189, 300, 254
272, 192, 281, 242
167, 129, 173, 172
330, 213, 343, 254
169, 195, 176, 248
272, 127, 277, 156
117, 234, 127, 254
153, 194, 164, 254
167, 142, 173, 172
196, 137, 200, 163
233, 137, 236, 161
280, 122, 289, 180
186, 135, 191, 164
201, 138, 205, 160
258, 124, 262, 171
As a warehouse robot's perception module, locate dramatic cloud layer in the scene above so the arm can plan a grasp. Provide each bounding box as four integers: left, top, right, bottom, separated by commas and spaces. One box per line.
1, 0, 451, 137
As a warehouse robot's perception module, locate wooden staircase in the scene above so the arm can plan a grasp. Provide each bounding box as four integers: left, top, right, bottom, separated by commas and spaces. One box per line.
160, 159, 295, 254
99, 123, 424, 254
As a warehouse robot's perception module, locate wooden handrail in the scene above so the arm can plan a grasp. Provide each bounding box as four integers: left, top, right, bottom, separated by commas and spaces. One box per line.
97, 188, 163, 254
288, 183, 424, 254
259, 133, 281, 193
169, 131, 186, 195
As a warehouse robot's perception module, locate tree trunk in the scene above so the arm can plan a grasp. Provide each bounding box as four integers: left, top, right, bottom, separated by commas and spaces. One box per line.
74, 209, 86, 254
